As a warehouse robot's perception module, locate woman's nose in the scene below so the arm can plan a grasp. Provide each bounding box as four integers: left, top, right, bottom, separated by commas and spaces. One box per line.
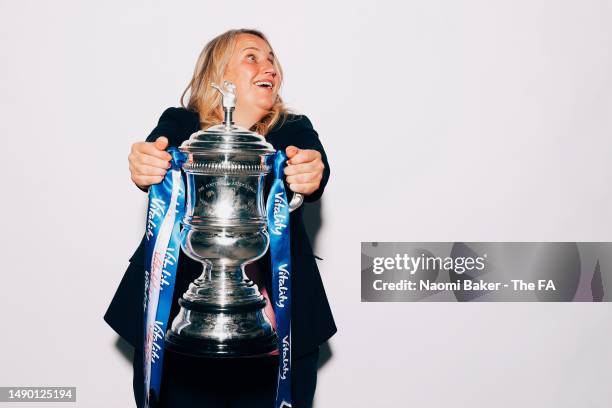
263, 62, 277, 78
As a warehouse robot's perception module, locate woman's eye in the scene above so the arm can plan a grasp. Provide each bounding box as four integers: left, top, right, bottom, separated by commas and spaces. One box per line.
246, 54, 257, 62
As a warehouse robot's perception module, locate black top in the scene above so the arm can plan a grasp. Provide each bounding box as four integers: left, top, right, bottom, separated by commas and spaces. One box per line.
103, 108, 337, 358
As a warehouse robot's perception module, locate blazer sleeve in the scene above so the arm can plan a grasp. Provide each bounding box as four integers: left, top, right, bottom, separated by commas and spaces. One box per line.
276, 115, 331, 203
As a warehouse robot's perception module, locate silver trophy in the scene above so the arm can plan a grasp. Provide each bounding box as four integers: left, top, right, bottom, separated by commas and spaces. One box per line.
164, 81, 303, 357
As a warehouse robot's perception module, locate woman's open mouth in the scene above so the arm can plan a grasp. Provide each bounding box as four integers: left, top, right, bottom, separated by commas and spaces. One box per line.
254, 80, 274, 90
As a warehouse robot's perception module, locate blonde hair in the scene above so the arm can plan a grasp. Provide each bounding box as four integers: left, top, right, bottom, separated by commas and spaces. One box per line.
181, 29, 288, 136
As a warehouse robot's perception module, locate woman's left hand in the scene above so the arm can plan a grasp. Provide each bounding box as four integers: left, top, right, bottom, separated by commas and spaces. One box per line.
284, 145, 324, 196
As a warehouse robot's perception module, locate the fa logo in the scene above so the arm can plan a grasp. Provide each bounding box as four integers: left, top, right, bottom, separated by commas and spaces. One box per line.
538, 280, 556, 291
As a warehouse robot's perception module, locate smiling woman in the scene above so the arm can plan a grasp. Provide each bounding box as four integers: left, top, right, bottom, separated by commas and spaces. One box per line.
104, 28, 337, 408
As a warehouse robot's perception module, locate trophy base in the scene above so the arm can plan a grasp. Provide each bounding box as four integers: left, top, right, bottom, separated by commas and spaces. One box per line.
164, 330, 278, 359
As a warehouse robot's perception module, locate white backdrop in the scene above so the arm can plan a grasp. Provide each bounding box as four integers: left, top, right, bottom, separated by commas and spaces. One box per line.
1, 0, 612, 406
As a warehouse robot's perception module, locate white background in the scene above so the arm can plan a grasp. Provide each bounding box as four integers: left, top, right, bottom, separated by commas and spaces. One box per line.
1, 0, 611, 406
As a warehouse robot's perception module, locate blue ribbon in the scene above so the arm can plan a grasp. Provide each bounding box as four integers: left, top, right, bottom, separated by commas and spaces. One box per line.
142, 149, 293, 408
267, 151, 293, 408
142, 147, 186, 407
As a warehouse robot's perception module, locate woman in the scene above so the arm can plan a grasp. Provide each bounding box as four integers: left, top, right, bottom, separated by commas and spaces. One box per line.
104, 29, 337, 408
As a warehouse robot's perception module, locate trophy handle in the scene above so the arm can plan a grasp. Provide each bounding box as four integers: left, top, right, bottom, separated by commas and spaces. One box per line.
288, 193, 304, 212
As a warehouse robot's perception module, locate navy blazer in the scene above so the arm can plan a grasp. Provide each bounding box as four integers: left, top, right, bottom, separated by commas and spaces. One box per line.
104, 108, 337, 359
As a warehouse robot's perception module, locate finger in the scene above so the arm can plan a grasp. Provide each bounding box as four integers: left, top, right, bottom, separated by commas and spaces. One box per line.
284, 162, 321, 176
289, 182, 318, 195
135, 153, 171, 169
285, 145, 299, 159
137, 142, 172, 161
288, 149, 320, 165
154, 136, 169, 151
286, 172, 319, 185
134, 164, 168, 177
132, 175, 165, 187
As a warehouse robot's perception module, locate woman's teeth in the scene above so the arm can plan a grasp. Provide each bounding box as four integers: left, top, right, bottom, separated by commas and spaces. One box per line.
254, 81, 273, 88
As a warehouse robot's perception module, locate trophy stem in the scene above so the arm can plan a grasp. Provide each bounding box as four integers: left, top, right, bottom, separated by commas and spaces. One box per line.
223, 107, 234, 129
185, 264, 265, 308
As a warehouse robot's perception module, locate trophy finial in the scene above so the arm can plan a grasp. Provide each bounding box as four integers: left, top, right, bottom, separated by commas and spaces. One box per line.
211, 81, 237, 108
211, 82, 237, 129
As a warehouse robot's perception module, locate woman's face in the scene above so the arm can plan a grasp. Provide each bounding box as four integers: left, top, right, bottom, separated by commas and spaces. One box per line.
223, 34, 279, 123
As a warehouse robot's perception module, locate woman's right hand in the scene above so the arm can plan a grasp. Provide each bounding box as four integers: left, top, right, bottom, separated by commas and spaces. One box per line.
128, 136, 172, 190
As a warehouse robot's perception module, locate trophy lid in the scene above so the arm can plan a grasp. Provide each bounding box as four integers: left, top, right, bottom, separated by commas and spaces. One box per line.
179, 81, 275, 155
